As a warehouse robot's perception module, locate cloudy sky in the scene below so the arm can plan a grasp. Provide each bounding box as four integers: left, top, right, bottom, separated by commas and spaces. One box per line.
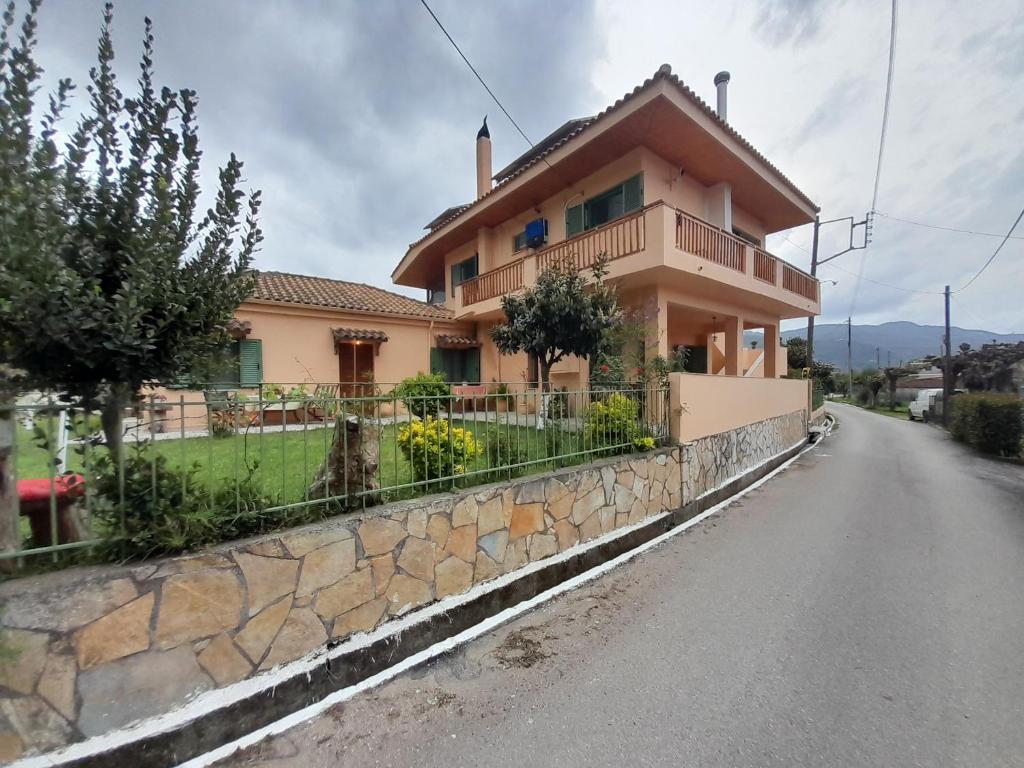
30, 0, 1024, 333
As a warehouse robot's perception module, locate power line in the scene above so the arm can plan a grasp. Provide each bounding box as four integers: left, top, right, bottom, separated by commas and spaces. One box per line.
850, 0, 899, 318
875, 210, 1024, 240
822, 261, 944, 295
955, 203, 1024, 292
419, 0, 536, 150
781, 234, 810, 254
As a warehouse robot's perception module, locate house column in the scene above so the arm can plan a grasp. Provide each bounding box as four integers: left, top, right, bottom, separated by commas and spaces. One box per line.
645, 291, 669, 362
724, 315, 743, 376
763, 323, 779, 378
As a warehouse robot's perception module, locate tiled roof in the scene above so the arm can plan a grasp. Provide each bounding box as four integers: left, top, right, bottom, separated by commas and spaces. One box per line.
424, 204, 470, 231
332, 327, 389, 343
435, 334, 480, 348
407, 65, 817, 249
253, 271, 454, 319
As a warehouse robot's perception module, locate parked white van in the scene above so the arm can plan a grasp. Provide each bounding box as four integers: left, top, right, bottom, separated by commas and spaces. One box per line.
908, 389, 943, 422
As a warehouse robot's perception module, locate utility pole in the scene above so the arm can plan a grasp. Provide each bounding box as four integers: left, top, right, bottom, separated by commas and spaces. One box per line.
887, 350, 891, 368
806, 215, 820, 367
805, 213, 869, 371
943, 284, 951, 426
876, 347, 880, 369
848, 316, 854, 398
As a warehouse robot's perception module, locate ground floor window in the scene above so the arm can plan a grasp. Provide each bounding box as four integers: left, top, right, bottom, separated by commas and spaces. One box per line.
431, 347, 480, 384
675, 345, 707, 374
183, 338, 262, 389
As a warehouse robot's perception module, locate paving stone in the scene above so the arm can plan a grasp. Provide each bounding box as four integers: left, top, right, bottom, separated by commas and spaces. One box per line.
151, 553, 233, 580
0, 696, 72, 753
36, 652, 77, 721
0, 730, 22, 762
406, 509, 428, 538
571, 486, 604, 525
313, 568, 375, 620
2, 577, 137, 633
614, 484, 637, 514
553, 519, 580, 551
528, 533, 558, 561
434, 557, 473, 599
397, 537, 436, 583
369, 555, 395, 596
244, 539, 288, 558
578, 510, 603, 542
295, 538, 356, 598
76, 645, 212, 737
331, 597, 388, 639
234, 551, 299, 614
451, 496, 478, 528
0, 629, 48, 694
474, 551, 501, 583
384, 575, 432, 616
357, 518, 407, 556
234, 596, 291, 665
425, 513, 451, 549
444, 524, 477, 563
509, 502, 544, 540
154, 569, 243, 650
502, 538, 529, 574
616, 469, 635, 492
73, 592, 154, 670
259, 607, 328, 670
478, 530, 508, 562
280, 527, 353, 559
477, 491, 512, 536
197, 633, 253, 686
600, 466, 617, 504
599, 506, 616, 534
546, 485, 574, 520
514, 479, 545, 504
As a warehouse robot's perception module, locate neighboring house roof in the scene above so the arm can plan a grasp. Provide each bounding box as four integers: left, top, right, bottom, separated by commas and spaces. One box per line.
409, 64, 818, 247
435, 334, 480, 348
252, 271, 454, 320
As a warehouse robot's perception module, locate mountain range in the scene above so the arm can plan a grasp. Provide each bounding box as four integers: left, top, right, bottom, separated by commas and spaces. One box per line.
746, 322, 1024, 370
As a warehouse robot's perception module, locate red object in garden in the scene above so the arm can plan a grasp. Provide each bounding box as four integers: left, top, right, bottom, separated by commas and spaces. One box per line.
17, 475, 86, 548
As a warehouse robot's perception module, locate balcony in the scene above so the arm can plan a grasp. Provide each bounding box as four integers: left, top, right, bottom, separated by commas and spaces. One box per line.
456, 201, 819, 317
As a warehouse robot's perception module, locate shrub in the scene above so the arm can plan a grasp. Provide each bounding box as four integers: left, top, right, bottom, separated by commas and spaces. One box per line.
394, 373, 453, 419
397, 416, 482, 484
949, 393, 1022, 457
583, 392, 654, 453
486, 431, 525, 470
546, 387, 569, 420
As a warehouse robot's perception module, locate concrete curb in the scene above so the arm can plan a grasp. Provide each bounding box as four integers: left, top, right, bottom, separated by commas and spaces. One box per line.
35, 436, 816, 768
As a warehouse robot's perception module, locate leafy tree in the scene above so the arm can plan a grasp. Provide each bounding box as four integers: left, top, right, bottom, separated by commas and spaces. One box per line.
785, 337, 808, 370
931, 342, 1024, 393
883, 366, 912, 411
856, 369, 885, 407
0, 3, 262, 467
491, 256, 618, 394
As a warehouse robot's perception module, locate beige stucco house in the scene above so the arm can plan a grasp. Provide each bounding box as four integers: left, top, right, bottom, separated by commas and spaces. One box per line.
162, 65, 820, 440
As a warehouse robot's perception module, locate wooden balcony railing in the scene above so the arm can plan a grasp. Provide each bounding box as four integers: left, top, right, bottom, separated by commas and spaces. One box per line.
675, 209, 745, 272
753, 248, 777, 284
460, 259, 523, 306
537, 207, 646, 272
781, 263, 818, 301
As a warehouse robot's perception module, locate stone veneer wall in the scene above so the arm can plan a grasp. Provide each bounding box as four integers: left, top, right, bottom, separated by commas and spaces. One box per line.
0, 448, 682, 760
681, 410, 807, 501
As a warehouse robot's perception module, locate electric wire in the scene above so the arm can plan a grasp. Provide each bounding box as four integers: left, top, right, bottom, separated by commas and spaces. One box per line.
954, 204, 1024, 293
875, 211, 1024, 240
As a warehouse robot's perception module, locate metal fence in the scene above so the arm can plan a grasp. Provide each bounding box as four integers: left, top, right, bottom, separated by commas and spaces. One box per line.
1, 382, 669, 570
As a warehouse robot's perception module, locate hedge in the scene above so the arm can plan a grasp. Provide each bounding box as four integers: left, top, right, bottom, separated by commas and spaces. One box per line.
949, 393, 1023, 457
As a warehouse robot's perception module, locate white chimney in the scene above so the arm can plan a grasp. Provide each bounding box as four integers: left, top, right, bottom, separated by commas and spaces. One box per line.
476, 116, 492, 199
714, 71, 730, 121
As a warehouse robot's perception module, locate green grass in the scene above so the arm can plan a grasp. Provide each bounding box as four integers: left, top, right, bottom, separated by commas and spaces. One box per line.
14, 416, 618, 510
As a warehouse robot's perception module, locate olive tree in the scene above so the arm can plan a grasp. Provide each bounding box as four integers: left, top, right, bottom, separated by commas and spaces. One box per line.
0, 2, 261, 467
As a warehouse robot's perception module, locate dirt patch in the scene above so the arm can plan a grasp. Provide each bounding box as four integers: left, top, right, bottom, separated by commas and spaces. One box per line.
429, 689, 457, 708
493, 628, 551, 669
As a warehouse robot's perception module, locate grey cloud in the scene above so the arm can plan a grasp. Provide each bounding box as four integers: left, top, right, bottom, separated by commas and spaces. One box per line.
754, 0, 837, 46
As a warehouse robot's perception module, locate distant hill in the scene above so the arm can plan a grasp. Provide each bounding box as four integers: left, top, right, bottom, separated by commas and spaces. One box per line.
745, 321, 1024, 370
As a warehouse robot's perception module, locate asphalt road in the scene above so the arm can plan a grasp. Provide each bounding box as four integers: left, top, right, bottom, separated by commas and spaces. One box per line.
216, 404, 1024, 768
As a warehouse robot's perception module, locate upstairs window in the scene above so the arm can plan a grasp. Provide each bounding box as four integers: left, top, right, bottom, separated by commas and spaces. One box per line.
450, 254, 479, 287
426, 275, 446, 305
566, 173, 643, 237
513, 230, 527, 252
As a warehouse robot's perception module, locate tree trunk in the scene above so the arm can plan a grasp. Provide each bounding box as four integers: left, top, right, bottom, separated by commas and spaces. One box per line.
308, 414, 379, 510
536, 361, 552, 430
100, 384, 132, 466
889, 379, 897, 411
0, 400, 18, 569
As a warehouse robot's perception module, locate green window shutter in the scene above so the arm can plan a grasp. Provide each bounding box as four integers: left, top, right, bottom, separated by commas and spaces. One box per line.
566, 204, 583, 237
238, 339, 263, 387
430, 347, 445, 377
465, 348, 481, 384
623, 173, 643, 213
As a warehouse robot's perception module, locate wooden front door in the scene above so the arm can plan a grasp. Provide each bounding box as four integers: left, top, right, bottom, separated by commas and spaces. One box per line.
338, 342, 375, 396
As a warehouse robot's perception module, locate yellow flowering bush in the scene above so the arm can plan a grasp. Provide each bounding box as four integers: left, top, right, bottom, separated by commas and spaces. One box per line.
397, 416, 483, 483
584, 393, 655, 453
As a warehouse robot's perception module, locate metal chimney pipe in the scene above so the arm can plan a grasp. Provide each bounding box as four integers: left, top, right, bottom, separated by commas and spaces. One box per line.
476, 116, 492, 200
714, 71, 730, 121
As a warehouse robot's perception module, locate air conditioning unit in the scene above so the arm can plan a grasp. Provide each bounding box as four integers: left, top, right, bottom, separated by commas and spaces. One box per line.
525, 218, 548, 248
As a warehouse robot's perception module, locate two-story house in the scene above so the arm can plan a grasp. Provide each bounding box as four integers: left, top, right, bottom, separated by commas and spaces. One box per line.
392, 64, 820, 392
